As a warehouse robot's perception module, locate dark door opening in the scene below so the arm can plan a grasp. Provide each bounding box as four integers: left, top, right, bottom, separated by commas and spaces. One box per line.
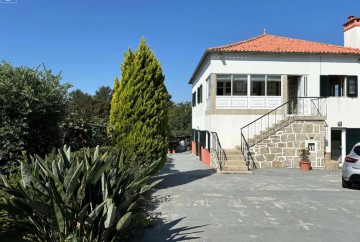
331, 130, 342, 161
287, 76, 301, 114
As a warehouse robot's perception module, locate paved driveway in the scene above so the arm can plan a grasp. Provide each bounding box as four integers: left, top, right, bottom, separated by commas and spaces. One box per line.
138, 152, 359, 242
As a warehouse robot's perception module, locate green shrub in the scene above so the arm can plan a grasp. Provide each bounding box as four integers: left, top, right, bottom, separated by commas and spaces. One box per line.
0, 62, 70, 161
0, 145, 161, 241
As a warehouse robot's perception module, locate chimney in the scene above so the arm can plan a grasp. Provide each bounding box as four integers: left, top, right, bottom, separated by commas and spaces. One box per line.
343, 15, 360, 48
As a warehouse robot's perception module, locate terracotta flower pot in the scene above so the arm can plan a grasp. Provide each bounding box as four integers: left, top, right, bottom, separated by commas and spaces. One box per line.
299, 161, 311, 171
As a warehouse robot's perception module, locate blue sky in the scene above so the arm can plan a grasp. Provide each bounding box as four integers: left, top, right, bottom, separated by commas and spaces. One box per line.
1, 0, 359, 102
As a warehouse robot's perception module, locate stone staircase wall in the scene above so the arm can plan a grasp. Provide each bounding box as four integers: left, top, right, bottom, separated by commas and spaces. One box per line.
249, 118, 326, 168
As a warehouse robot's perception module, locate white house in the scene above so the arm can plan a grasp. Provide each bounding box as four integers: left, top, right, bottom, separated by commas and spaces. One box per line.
189, 16, 360, 170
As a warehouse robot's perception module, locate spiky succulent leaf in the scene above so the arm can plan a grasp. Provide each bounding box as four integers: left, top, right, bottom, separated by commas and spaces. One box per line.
140, 179, 162, 194
116, 212, 132, 231
89, 159, 112, 185
20, 162, 32, 188
13, 197, 51, 217
0, 144, 161, 241
66, 161, 83, 196
53, 201, 65, 234
77, 203, 89, 223
60, 146, 71, 169
0, 174, 10, 187
104, 203, 116, 228
85, 200, 106, 226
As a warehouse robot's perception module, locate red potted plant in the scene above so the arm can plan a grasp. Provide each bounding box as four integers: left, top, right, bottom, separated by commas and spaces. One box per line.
299, 148, 311, 171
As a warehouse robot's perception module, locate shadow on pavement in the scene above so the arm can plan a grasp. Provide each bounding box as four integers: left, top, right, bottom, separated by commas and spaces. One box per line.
135, 217, 208, 242
151, 156, 216, 190
131, 155, 212, 241
350, 183, 360, 190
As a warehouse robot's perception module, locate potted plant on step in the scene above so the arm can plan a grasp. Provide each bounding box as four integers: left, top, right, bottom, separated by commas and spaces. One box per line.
299, 148, 311, 171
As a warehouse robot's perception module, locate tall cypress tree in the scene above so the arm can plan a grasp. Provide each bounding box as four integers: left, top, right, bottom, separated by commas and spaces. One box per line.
109, 38, 169, 166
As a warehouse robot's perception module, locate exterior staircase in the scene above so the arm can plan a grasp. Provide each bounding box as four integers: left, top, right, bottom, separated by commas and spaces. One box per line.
240, 97, 327, 169
247, 116, 295, 147
221, 149, 253, 174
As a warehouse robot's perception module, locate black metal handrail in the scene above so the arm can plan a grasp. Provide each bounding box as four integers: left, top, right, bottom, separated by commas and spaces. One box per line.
240, 132, 256, 170
240, 97, 326, 169
210, 132, 227, 168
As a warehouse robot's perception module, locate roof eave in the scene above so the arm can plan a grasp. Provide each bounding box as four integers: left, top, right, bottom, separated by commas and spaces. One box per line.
210, 49, 360, 55
188, 49, 215, 85
188, 49, 360, 84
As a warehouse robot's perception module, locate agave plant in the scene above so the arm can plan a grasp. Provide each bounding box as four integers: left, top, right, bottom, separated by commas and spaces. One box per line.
0, 145, 161, 241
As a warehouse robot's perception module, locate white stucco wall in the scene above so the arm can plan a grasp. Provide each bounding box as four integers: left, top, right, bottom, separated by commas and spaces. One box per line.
344, 26, 360, 49
191, 52, 360, 149
210, 114, 272, 148
191, 57, 211, 132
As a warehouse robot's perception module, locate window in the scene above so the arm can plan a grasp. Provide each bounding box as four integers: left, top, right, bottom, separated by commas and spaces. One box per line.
217, 75, 231, 96
250, 75, 265, 96
267, 75, 281, 96
206, 76, 211, 99
192, 91, 196, 107
233, 75, 247, 96
347, 76, 358, 97
197, 85, 203, 104
330, 76, 345, 96
216, 74, 282, 97
320, 75, 357, 98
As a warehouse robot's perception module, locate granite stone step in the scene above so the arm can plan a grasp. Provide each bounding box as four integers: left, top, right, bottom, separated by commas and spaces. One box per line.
221, 165, 249, 172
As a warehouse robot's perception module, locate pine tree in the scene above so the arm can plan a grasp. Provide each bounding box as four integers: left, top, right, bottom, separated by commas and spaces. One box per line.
109, 38, 169, 166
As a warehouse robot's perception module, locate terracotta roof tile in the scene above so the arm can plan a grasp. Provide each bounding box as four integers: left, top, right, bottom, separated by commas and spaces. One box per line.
209, 33, 360, 54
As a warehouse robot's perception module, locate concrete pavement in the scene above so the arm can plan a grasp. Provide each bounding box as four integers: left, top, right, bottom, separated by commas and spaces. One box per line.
137, 152, 360, 242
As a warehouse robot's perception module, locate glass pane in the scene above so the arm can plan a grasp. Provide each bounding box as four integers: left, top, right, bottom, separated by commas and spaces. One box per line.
250, 75, 265, 96
329, 76, 344, 97
267, 75, 281, 96
217, 75, 231, 96
348, 77, 357, 96
251, 75, 265, 81
217, 81, 223, 95
267, 75, 281, 82
233, 75, 247, 96
217, 75, 231, 81
225, 82, 231, 95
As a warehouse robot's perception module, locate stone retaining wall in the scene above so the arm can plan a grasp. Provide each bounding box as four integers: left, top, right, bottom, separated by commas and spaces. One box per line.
250, 120, 325, 168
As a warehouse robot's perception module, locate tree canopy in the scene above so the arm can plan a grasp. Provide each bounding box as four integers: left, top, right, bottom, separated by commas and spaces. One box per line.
64, 86, 112, 151
109, 38, 169, 165
168, 101, 192, 140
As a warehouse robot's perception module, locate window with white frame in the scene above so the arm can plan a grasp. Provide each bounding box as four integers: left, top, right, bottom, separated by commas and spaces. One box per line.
250, 75, 265, 96
233, 75, 247, 96
216, 74, 282, 97
267, 75, 281, 96
216, 75, 231, 96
